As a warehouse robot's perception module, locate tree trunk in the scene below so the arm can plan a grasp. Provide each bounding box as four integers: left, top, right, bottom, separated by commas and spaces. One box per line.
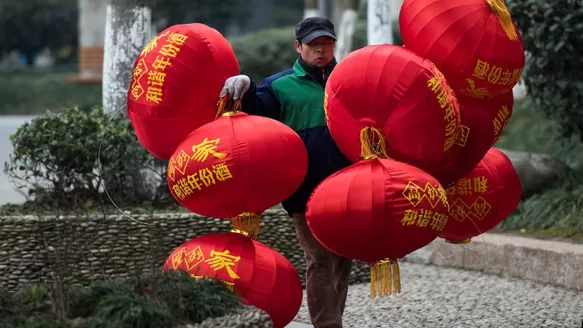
102, 0, 153, 201
334, 0, 359, 61
102, 2, 152, 113
304, 0, 318, 18
367, 0, 393, 45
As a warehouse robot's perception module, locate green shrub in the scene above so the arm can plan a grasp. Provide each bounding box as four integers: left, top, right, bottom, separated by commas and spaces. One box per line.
498, 176, 583, 232
230, 27, 297, 82
150, 270, 241, 324
0, 315, 67, 328
0, 288, 16, 318
69, 271, 240, 325
75, 317, 116, 328
3, 106, 171, 208
507, 0, 583, 140
0, 272, 242, 327
0, 69, 101, 115
12, 283, 51, 314
69, 280, 135, 319
92, 293, 178, 328
230, 20, 402, 82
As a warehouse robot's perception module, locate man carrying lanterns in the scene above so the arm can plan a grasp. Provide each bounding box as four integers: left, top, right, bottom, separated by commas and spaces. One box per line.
220, 16, 352, 328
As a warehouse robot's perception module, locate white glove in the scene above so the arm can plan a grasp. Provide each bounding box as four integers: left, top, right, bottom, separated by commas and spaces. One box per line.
219, 75, 251, 100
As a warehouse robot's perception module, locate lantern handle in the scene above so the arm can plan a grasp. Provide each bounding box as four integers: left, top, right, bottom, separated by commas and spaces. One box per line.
216, 95, 242, 118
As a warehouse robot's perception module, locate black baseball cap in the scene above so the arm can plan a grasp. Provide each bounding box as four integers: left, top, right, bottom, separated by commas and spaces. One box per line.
294, 16, 337, 44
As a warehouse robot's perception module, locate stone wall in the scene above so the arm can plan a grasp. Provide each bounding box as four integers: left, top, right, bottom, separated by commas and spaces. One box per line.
0, 208, 371, 292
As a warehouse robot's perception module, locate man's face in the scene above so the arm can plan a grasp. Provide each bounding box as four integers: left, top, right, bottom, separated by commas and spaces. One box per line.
295, 36, 335, 68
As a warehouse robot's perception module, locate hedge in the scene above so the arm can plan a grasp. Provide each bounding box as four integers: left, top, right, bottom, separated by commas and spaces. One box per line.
0, 70, 102, 115
507, 0, 583, 140
2, 105, 170, 209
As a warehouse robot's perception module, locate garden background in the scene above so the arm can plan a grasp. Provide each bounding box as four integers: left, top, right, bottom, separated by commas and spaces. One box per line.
0, 0, 582, 327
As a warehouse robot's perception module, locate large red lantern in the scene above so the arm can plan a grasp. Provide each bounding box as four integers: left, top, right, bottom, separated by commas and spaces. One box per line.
439, 148, 521, 243
324, 44, 461, 175
306, 156, 450, 297
433, 91, 515, 186
167, 111, 308, 237
487, 90, 515, 143
163, 232, 303, 328
127, 23, 240, 160
399, 0, 525, 101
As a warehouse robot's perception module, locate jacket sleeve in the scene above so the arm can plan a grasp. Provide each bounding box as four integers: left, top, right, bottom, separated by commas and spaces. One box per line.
240, 78, 282, 121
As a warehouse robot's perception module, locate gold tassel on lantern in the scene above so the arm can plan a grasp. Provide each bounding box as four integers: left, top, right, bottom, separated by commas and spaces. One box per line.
370, 258, 401, 298
359, 126, 390, 160
232, 212, 261, 239
446, 238, 472, 245
360, 127, 400, 297
487, 0, 518, 41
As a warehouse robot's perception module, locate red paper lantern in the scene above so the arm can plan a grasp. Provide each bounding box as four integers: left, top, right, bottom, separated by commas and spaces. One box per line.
399, 0, 525, 101
127, 23, 240, 160
163, 232, 303, 328
167, 111, 308, 237
306, 157, 450, 297
324, 44, 461, 175
439, 147, 521, 243
433, 91, 515, 186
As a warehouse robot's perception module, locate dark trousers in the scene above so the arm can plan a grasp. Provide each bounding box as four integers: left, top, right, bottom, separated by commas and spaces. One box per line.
292, 213, 353, 328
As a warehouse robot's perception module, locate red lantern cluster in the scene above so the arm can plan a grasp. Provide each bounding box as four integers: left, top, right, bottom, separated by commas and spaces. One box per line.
398, 0, 524, 185
128, 22, 309, 237
127, 23, 308, 327
162, 112, 306, 326
307, 0, 524, 298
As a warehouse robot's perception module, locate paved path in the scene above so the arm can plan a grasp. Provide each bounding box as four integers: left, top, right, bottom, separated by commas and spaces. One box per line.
0, 116, 36, 205
286, 323, 312, 328
291, 262, 583, 328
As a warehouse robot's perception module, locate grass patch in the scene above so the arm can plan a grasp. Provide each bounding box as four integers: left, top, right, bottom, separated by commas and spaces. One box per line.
0, 68, 101, 115
501, 227, 583, 244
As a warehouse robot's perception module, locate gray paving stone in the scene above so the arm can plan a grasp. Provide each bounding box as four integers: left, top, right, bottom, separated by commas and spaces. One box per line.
293, 262, 583, 328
